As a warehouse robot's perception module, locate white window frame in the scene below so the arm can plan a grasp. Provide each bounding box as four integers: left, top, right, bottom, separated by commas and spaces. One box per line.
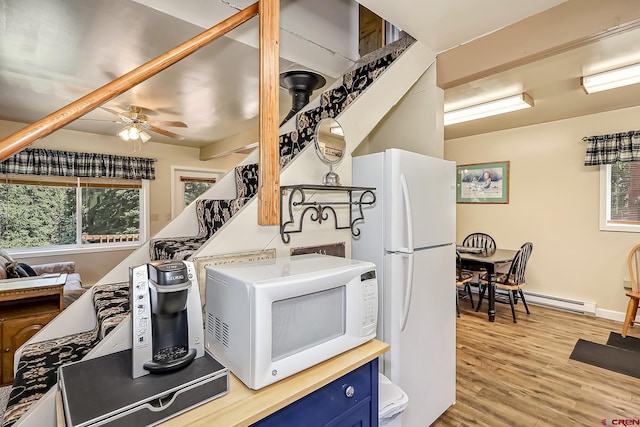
171, 166, 224, 218
4, 178, 150, 258
599, 164, 640, 232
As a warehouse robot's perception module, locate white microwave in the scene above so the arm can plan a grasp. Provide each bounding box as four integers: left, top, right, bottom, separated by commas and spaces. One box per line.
204, 253, 378, 390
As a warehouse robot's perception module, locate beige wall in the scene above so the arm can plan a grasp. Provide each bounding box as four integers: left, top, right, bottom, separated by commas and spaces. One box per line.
354, 62, 444, 158
0, 120, 242, 284
445, 105, 640, 318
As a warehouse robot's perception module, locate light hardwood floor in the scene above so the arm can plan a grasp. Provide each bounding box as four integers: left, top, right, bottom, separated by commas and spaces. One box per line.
433, 298, 640, 426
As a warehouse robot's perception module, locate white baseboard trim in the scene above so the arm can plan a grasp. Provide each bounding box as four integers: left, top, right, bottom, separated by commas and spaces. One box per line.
594, 307, 632, 323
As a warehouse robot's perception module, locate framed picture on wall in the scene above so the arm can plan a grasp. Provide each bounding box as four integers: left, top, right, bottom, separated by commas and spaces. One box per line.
456, 161, 510, 204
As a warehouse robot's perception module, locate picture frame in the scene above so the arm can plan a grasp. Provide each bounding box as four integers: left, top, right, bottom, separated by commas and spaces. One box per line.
456, 161, 510, 204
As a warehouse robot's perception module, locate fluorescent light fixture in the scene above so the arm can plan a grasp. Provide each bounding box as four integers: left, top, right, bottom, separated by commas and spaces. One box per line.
581, 62, 640, 94
444, 93, 534, 126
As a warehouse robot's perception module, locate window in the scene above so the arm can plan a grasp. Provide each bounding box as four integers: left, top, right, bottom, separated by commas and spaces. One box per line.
171, 167, 223, 218
600, 162, 640, 232
0, 174, 148, 250
182, 176, 218, 206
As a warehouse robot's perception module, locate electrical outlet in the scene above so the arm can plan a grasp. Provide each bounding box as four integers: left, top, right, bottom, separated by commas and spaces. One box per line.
623, 279, 632, 290
150, 213, 159, 221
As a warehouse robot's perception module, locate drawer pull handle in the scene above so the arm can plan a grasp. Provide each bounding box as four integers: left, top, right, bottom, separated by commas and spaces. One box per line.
4, 348, 10, 353
345, 385, 355, 398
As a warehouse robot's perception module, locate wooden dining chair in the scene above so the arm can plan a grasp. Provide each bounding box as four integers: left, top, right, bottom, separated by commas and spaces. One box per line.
461, 232, 497, 285
478, 242, 533, 323
456, 251, 474, 317
461, 233, 496, 253
622, 242, 640, 337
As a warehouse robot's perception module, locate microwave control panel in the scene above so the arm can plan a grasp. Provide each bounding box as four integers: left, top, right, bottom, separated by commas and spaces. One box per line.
360, 270, 378, 336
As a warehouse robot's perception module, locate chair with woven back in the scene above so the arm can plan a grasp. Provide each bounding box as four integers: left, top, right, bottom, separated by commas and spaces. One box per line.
622, 242, 640, 337
456, 251, 474, 317
478, 242, 533, 323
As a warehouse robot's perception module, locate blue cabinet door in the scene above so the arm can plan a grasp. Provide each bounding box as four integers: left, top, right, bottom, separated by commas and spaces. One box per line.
253, 359, 379, 427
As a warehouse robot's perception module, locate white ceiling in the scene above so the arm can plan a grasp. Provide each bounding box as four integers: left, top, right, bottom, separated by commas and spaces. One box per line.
4, 0, 638, 154
357, 0, 566, 54
437, 0, 640, 140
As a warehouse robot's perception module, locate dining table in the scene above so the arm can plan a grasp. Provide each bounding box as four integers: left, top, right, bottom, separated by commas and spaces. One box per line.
457, 247, 519, 322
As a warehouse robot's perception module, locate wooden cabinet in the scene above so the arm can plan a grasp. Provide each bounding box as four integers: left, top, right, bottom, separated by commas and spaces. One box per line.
0, 276, 65, 385
252, 359, 379, 427
159, 340, 390, 427
1, 311, 58, 384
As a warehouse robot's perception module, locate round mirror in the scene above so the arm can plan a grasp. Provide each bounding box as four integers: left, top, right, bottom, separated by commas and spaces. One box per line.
315, 118, 346, 185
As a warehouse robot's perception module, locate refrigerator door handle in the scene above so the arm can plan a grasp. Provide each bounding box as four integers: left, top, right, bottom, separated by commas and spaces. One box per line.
401, 252, 414, 332
400, 174, 414, 253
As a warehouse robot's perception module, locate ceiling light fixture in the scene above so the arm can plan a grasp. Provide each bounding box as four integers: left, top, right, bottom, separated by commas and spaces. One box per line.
118, 124, 151, 151
580, 63, 640, 94
443, 93, 534, 126
330, 126, 344, 136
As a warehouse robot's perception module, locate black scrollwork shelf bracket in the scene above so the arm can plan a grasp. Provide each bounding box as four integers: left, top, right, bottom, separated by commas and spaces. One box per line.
280, 184, 376, 244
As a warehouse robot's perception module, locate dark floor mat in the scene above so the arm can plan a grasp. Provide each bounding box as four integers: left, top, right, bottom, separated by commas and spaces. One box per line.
606, 332, 640, 352
569, 339, 640, 379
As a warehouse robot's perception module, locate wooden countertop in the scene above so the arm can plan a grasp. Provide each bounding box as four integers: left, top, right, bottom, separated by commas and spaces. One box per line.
160, 339, 390, 427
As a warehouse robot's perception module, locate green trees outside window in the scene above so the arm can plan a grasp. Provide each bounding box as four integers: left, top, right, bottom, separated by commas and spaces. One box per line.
0, 178, 143, 249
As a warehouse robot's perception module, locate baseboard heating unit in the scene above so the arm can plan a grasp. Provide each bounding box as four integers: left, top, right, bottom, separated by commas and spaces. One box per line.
522, 291, 596, 316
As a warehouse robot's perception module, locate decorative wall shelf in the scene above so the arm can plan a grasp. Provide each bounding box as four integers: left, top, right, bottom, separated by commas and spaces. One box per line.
280, 184, 376, 243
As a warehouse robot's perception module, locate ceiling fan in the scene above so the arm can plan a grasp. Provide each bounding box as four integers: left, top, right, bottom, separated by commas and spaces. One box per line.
94, 105, 188, 142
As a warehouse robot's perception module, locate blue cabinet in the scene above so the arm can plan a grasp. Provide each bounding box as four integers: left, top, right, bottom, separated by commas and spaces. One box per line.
253, 359, 379, 427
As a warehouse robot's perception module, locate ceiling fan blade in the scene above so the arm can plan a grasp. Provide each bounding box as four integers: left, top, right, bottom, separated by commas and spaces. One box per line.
78, 118, 122, 123
99, 106, 133, 123
149, 120, 188, 128
149, 126, 186, 140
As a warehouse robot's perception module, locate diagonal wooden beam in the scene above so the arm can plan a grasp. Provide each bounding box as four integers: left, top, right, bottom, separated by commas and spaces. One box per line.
258, 0, 280, 226
0, 2, 259, 161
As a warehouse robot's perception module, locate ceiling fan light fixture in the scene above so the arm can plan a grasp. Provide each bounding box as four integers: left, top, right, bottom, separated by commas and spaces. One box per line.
118, 124, 150, 149
128, 126, 141, 140
443, 93, 534, 126
108, 105, 186, 148
139, 130, 151, 143
581, 62, 640, 94
118, 127, 131, 141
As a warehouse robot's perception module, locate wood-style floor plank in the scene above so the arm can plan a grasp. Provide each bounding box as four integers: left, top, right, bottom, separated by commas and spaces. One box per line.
433, 299, 640, 426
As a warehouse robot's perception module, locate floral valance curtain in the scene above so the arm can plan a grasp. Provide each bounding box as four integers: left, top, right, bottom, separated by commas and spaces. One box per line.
0, 148, 155, 180
584, 131, 640, 166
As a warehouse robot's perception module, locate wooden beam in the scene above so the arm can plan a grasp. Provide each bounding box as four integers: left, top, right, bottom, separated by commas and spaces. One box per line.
258, 0, 280, 226
0, 2, 259, 161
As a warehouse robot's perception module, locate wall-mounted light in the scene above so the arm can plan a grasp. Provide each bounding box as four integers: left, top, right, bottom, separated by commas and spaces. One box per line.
444, 93, 534, 126
581, 62, 640, 94
118, 124, 151, 151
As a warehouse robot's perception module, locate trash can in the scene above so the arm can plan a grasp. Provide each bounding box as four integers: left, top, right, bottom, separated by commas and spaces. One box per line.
379, 373, 409, 426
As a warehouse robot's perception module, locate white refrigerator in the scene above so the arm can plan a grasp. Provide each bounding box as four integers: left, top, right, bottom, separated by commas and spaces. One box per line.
352, 149, 456, 426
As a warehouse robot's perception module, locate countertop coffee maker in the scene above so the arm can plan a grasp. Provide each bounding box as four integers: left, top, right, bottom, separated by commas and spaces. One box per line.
130, 260, 204, 378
